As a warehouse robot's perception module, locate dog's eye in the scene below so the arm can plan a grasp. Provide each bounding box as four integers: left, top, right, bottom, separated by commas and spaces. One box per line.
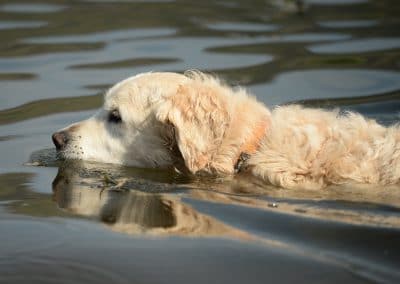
108, 110, 122, 124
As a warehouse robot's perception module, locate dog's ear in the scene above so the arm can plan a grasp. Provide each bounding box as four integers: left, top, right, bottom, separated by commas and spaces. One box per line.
156, 79, 230, 173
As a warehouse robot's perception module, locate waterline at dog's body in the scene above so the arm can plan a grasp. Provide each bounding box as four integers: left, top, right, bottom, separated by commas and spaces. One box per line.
53, 71, 400, 189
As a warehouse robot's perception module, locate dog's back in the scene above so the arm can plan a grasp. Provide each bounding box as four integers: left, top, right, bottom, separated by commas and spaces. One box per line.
248, 105, 400, 189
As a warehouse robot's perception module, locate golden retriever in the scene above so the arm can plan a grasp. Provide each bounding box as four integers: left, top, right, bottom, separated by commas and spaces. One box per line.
52, 71, 400, 189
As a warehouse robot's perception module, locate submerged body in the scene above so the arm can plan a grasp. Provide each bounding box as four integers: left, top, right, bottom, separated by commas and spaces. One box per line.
52, 71, 400, 189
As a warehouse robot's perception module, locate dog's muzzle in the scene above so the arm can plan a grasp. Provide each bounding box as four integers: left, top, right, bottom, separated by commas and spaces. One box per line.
52, 131, 69, 150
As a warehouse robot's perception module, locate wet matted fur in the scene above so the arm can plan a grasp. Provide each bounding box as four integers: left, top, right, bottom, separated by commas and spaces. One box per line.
53, 71, 400, 189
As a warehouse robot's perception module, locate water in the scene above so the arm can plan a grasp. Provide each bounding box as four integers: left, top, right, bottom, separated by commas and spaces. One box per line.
0, 0, 400, 283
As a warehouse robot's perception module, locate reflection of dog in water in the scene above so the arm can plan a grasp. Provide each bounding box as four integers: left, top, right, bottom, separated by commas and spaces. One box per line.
52, 164, 256, 239
52, 71, 400, 190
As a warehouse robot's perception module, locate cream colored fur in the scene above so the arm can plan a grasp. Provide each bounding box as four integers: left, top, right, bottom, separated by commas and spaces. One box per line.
55, 71, 400, 189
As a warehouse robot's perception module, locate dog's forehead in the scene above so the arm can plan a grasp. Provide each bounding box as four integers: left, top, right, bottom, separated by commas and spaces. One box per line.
131, 72, 187, 86
104, 72, 187, 109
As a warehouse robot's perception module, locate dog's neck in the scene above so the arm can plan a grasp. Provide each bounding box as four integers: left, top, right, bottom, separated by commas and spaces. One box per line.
234, 117, 269, 172
239, 118, 269, 154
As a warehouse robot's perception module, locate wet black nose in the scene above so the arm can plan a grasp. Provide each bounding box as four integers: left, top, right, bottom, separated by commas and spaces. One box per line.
52, 131, 69, 150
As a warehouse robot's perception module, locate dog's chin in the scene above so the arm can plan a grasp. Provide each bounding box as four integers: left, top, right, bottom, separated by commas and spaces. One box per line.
55, 148, 123, 167
55, 148, 83, 161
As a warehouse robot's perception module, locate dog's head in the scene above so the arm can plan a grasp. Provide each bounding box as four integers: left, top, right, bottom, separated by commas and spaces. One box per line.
52, 71, 270, 173
52, 72, 188, 167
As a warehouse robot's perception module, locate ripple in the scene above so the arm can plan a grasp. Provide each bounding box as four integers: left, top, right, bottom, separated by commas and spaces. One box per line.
0, 73, 37, 81
0, 42, 105, 58
23, 28, 177, 44
0, 3, 66, 13
69, 57, 180, 69
0, 96, 100, 126
131, 37, 274, 70
277, 33, 350, 42
0, 219, 66, 256
250, 69, 400, 105
308, 38, 400, 54
84, 0, 174, 2
206, 22, 279, 32
306, 0, 368, 5
318, 20, 378, 29
0, 35, 273, 110
0, 21, 47, 30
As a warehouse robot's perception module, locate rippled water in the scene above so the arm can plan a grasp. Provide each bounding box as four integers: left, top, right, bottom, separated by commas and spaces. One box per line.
0, 0, 400, 283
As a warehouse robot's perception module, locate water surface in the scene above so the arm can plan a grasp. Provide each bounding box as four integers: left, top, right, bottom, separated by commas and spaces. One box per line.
0, 0, 400, 283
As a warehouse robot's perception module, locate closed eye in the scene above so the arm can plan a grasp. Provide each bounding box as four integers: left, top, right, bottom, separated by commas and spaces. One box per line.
108, 109, 122, 124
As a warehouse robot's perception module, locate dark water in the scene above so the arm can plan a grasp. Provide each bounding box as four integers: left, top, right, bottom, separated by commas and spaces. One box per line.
1, 0, 400, 283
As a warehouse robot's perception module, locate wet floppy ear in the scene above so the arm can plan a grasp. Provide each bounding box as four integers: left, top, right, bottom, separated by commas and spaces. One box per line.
155, 82, 229, 173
